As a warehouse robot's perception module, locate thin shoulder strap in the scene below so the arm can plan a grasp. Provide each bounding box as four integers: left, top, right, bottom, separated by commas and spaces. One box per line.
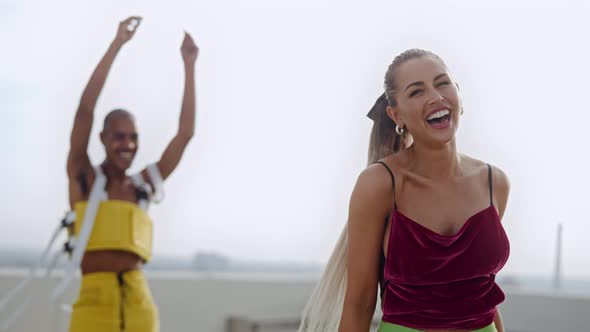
487, 163, 493, 206
374, 161, 397, 210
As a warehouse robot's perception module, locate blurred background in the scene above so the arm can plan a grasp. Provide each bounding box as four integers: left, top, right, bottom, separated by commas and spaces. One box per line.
1, 0, 589, 331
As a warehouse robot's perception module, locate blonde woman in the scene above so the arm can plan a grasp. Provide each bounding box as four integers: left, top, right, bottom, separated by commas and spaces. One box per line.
299, 49, 510, 332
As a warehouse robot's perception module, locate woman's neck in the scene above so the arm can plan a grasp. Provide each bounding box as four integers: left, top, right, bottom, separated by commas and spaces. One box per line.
100, 161, 127, 181
405, 139, 462, 180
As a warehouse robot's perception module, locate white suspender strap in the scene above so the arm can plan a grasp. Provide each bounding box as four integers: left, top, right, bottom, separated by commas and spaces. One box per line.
51, 166, 107, 302
130, 173, 150, 211
146, 163, 164, 204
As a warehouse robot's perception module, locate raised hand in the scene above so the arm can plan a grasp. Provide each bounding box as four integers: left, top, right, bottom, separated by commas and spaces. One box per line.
154, 33, 198, 181
181, 32, 199, 65
114, 16, 142, 45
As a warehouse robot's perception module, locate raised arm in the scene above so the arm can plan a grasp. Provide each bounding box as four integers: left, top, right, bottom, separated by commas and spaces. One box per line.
339, 164, 393, 332
155, 32, 198, 180
66, 16, 142, 178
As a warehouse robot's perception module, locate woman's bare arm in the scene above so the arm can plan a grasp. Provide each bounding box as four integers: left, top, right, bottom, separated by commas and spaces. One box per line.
339, 164, 394, 332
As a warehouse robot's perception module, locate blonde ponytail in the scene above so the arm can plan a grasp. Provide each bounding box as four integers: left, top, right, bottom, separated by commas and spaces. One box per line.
296, 228, 348, 332
298, 49, 444, 332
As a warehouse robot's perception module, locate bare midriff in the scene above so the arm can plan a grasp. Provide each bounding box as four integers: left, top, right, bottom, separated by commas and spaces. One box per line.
80, 250, 143, 274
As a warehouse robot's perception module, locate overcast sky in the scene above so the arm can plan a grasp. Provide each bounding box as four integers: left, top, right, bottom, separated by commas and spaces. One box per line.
1, 0, 589, 278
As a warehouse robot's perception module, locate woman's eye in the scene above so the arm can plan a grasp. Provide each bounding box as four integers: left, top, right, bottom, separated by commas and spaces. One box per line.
409, 89, 422, 97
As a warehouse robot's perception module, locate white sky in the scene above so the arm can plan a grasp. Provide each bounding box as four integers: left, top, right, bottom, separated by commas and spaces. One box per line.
1, 0, 589, 278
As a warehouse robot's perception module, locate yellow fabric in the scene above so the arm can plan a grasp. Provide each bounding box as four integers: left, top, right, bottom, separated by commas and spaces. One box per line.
73, 201, 153, 261
68, 270, 159, 332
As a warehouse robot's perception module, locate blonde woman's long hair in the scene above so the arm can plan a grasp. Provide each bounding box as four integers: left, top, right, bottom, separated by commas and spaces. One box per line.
297, 49, 445, 332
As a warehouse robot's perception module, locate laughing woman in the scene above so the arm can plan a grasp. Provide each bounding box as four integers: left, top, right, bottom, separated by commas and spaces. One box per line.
298, 49, 510, 332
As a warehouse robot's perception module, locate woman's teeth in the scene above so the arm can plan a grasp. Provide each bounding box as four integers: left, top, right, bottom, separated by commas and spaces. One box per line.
427, 109, 450, 121
120, 152, 133, 159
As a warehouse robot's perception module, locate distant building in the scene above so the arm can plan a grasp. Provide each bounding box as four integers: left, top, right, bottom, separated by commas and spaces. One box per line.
193, 251, 231, 271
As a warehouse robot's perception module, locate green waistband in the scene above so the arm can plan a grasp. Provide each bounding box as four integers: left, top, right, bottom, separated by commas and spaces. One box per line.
378, 321, 497, 332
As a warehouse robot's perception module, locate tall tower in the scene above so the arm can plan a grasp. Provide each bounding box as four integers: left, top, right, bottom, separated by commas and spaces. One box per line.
553, 223, 563, 290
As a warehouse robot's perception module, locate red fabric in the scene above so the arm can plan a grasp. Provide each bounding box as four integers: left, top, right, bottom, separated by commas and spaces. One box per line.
381, 205, 510, 330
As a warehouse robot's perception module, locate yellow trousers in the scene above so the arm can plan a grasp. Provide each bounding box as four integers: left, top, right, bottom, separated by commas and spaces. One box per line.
68, 270, 159, 332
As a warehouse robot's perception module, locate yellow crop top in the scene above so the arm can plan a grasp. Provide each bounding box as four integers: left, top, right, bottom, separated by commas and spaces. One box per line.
73, 200, 153, 261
